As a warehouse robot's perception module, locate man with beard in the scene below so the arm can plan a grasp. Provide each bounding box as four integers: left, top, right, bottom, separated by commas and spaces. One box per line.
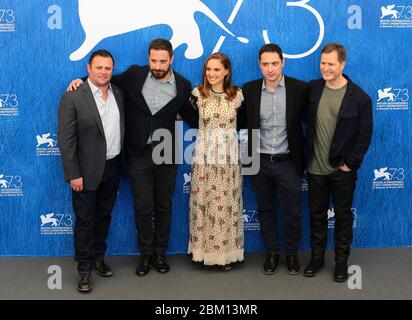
69, 39, 198, 276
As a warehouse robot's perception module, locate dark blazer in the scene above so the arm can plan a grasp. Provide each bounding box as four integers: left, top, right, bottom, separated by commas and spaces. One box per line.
238, 76, 309, 176
306, 75, 372, 170
58, 81, 125, 190
109, 65, 198, 160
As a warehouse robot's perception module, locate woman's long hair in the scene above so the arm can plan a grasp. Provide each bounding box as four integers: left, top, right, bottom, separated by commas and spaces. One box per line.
198, 52, 238, 101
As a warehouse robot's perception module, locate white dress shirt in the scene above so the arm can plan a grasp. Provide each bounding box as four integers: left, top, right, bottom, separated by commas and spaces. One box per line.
87, 79, 121, 160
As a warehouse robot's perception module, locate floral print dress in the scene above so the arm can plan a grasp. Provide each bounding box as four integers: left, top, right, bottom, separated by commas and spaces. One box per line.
188, 87, 244, 266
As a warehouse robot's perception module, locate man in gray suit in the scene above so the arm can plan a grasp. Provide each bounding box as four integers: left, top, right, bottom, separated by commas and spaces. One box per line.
58, 49, 124, 293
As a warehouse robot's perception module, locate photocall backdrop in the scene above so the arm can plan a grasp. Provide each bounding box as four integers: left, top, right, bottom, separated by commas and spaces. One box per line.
0, 0, 411, 257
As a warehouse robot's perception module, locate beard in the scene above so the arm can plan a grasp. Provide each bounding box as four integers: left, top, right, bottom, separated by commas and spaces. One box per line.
150, 66, 171, 80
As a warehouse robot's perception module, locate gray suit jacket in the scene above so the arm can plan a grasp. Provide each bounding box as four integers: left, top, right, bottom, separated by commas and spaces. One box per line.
58, 81, 125, 190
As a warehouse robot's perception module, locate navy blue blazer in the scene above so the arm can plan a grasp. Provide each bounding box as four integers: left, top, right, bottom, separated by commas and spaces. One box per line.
306, 75, 372, 170
238, 76, 308, 176
110, 65, 198, 160
58, 81, 125, 190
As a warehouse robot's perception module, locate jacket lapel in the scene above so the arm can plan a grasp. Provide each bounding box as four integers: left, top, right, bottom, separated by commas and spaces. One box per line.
112, 86, 125, 144
172, 70, 186, 104
136, 66, 148, 94
336, 77, 353, 120
82, 81, 105, 137
312, 80, 325, 119
136, 66, 152, 114
284, 76, 293, 132
252, 79, 263, 128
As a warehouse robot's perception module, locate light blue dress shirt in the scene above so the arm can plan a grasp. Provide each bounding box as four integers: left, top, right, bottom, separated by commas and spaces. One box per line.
259, 75, 289, 155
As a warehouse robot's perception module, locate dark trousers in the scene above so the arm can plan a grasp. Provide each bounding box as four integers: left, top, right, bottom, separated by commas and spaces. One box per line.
72, 156, 121, 273
128, 145, 178, 256
251, 157, 302, 255
308, 170, 357, 263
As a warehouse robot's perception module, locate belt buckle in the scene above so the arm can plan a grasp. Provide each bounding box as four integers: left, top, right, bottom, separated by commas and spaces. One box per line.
270, 154, 287, 162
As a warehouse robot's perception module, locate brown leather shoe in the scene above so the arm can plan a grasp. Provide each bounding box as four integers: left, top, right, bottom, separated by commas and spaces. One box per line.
286, 255, 301, 275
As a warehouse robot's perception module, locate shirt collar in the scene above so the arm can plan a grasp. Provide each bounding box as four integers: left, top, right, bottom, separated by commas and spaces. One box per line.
262, 74, 285, 92
148, 69, 176, 85
87, 78, 112, 95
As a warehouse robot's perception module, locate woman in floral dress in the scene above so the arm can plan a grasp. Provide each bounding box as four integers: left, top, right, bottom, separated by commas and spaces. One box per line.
188, 52, 244, 271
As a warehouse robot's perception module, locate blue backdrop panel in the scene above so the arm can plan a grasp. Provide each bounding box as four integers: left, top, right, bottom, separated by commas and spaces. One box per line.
0, 0, 411, 256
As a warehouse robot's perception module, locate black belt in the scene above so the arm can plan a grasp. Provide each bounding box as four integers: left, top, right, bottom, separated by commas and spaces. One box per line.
260, 153, 290, 162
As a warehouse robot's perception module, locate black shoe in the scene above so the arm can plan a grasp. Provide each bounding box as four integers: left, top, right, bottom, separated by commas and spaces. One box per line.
136, 254, 152, 276
263, 253, 279, 275
77, 272, 92, 293
334, 262, 348, 282
93, 260, 113, 277
286, 255, 300, 275
153, 253, 170, 273
303, 258, 324, 277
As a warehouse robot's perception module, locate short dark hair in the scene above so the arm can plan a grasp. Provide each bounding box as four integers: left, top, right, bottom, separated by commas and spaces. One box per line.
148, 38, 173, 57
259, 43, 283, 61
321, 43, 346, 62
88, 49, 115, 66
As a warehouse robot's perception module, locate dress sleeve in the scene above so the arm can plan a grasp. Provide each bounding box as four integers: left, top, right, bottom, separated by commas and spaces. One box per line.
190, 87, 202, 109
191, 87, 200, 97
235, 89, 244, 109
